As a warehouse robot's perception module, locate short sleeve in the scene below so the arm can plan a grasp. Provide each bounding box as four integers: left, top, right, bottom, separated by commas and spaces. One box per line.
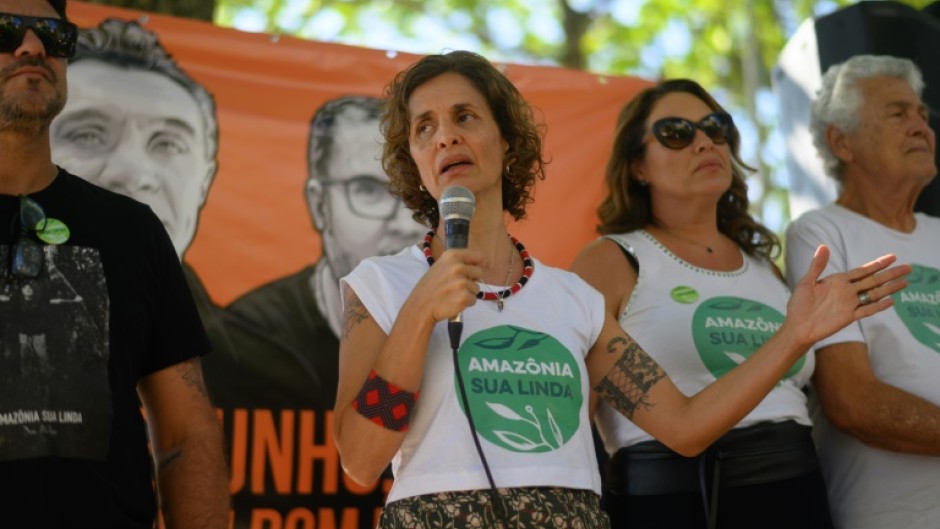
142, 208, 211, 375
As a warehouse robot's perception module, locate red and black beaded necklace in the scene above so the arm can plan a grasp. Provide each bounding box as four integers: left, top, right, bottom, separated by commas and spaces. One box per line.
421, 230, 533, 311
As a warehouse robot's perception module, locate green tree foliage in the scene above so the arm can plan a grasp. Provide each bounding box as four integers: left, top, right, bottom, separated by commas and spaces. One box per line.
209, 0, 935, 232
81, 0, 215, 21
94, 0, 938, 232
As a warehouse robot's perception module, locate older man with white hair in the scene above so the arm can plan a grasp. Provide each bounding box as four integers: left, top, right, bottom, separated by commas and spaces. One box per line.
786, 54, 940, 529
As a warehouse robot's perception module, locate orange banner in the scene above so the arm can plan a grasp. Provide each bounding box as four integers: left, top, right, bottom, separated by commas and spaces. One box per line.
61, 2, 652, 528
66, 2, 650, 305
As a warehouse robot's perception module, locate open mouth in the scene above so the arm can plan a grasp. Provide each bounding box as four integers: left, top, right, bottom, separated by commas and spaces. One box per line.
443, 161, 467, 171
439, 156, 472, 175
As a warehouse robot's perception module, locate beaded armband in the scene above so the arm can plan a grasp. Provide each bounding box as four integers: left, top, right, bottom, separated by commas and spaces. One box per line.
352, 369, 419, 432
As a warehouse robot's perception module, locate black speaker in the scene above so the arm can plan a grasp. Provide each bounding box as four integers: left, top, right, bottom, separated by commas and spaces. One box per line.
815, 1, 940, 216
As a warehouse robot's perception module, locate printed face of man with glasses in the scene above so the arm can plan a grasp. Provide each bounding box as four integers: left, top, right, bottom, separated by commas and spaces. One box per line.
306, 98, 424, 284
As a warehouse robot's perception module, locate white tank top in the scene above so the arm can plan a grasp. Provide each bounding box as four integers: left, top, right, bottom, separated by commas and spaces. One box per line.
595, 230, 813, 455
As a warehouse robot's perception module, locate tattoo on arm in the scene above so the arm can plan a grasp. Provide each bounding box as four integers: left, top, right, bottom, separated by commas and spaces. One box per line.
176, 358, 208, 398
157, 447, 183, 472
342, 288, 370, 339
594, 334, 666, 420
156, 449, 182, 524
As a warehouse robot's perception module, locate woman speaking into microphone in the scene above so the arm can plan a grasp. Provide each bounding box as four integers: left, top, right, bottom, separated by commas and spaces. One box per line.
332, 50, 909, 529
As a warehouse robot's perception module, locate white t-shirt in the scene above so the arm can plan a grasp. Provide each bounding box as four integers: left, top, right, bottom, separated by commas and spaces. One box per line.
342, 245, 606, 503
596, 231, 812, 454
786, 204, 940, 529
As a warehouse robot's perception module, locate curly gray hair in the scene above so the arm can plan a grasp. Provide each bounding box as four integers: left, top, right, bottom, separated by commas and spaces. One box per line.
810, 54, 925, 181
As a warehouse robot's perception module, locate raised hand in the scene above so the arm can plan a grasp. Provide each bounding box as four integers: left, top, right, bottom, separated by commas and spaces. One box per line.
785, 245, 910, 347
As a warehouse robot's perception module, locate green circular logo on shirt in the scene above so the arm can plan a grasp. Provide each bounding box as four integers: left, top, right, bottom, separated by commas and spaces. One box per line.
456, 325, 583, 453
892, 264, 940, 354
691, 296, 802, 379
36, 218, 70, 245
671, 285, 700, 304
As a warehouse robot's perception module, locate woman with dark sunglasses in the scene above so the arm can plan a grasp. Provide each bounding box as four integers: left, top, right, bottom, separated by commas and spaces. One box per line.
571, 79, 836, 529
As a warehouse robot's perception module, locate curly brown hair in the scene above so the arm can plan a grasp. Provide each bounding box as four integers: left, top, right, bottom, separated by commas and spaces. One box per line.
597, 79, 780, 260
381, 50, 547, 228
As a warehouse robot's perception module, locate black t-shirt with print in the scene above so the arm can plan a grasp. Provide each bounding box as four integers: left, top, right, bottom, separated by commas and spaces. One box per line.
0, 168, 211, 527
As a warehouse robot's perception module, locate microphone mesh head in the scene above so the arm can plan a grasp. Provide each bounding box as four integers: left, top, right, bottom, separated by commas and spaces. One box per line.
439, 185, 476, 222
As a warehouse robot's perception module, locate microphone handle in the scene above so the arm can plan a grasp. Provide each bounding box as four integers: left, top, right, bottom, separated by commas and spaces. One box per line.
445, 218, 470, 250
444, 218, 471, 348
448, 319, 463, 350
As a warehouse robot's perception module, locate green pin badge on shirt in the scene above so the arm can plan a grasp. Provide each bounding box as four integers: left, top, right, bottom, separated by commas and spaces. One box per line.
36, 218, 70, 245
671, 285, 699, 304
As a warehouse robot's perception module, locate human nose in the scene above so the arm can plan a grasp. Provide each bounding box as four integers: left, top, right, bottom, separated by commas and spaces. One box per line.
435, 121, 461, 149
911, 113, 935, 141
15, 30, 47, 58
97, 135, 162, 193
98, 159, 161, 194
692, 128, 717, 152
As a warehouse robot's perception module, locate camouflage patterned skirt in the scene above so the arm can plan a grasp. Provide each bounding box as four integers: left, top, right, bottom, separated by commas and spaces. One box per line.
378, 487, 610, 529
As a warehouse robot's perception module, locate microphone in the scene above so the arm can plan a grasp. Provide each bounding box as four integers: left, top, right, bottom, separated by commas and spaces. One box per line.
440, 185, 476, 251
439, 185, 476, 348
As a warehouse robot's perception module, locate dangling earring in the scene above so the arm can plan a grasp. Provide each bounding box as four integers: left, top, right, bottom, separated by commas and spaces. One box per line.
504, 164, 511, 177
419, 184, 427, 192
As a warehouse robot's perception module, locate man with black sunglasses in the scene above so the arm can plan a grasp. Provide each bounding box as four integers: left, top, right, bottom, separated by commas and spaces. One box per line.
0, 1, 229, 527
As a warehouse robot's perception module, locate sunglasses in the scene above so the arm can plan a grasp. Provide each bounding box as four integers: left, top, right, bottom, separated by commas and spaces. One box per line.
9, 195, 47, 279
0, 12, 78, 59
651, 112, 734, 150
